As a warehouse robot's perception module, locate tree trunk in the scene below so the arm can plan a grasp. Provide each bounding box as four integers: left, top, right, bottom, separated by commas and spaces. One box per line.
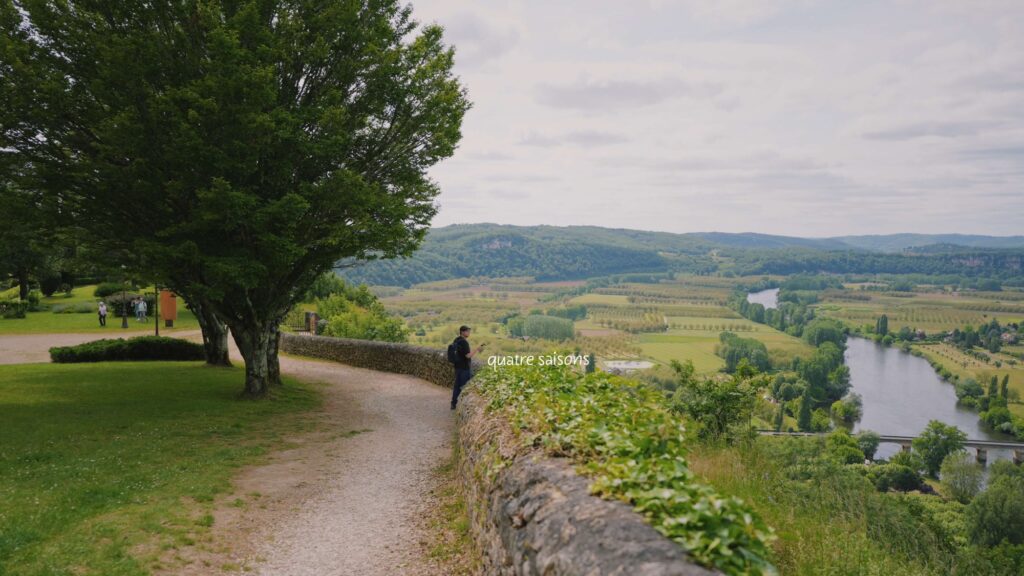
192, 298, 231, 367
17, 267, 29, 301
232, 324, 273, 398
267, 323, 281, 387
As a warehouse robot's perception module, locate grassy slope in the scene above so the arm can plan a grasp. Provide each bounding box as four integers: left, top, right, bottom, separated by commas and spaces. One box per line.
689, 443, 947, 576
0, 362, 319, 575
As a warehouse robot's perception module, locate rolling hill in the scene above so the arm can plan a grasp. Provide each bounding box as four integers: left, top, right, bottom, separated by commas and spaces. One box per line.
336, 224, 1024, 286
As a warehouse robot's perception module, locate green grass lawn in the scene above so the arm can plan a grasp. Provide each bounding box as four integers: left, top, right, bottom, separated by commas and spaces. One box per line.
0, 362, 319, 575
0, 285, 200, 335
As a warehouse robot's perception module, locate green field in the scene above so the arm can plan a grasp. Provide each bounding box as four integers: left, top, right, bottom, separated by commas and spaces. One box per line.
0, 362, 318, 575
638, 316, 813, 373
816, 290, 1024, 333
638, 333, 724, 372
569, 293, 631, 305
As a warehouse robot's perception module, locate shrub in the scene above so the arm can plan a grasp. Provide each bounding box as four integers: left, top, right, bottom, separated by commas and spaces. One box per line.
668, 359, 762, 441
939, 451, 983, 504
857, 430, 881, 461
830, 392, 863, 423
49, 336, 204, 363
51, 303, 95, 314
26, 290, 43, 311
94, 282, 128, 298
0, 299, 29, 319
966, 476, 1024, 546
866, 464, 923, 492
474, 363, 775, 575
39, 275, 62, 297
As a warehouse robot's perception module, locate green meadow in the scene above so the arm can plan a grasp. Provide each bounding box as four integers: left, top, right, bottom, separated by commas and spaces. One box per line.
0, 362, 318, 576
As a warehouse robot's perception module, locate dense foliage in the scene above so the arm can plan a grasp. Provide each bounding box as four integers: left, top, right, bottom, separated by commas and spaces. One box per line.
668, 359, 764, 440
313, 278, 407, 342
49, 337, 204, 363
505, 314, 574, 340
716, 332, 771, 373
912, 421, 968, 478
473, 363, 776, 575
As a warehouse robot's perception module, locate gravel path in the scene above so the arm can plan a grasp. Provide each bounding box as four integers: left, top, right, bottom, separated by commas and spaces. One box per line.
238, 353, 455, 576
1, 331, 456, 575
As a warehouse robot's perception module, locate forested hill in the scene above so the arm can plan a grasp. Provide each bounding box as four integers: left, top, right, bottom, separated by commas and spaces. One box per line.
337, 224, 1024, 286
835, 234, 1024, 252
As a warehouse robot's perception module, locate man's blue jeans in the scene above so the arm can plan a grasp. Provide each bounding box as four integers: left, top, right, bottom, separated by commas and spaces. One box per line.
452, 368, 472, 409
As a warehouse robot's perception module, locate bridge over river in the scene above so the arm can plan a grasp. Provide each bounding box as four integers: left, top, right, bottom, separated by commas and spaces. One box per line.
758, 431, 1024, 465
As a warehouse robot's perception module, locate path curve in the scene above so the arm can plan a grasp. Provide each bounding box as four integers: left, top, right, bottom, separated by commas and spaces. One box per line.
237, 352, 454, 576
0, 332, 456, 575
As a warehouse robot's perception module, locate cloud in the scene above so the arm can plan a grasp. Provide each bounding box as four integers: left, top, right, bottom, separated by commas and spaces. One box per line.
520, 130, 629, 148
442, 12, 519, 69
535, 78, 723, 112
412, 0, 1024, 235
862, 121, 987, 141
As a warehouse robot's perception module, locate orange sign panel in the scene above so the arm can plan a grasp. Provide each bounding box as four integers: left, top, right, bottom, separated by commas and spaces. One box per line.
160, 290, 178, 322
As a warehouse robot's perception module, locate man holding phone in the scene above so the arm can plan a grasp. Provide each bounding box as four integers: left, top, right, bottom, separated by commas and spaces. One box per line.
451, 325, 484, 410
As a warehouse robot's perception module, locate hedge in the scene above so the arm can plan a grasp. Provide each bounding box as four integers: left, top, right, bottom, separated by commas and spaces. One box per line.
0, 300, 29, 319
93, 282, 128, 298
49, 336, 204, 363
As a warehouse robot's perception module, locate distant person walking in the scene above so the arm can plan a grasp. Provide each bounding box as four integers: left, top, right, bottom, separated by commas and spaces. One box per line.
448, 325, 484, 410
138, 298, 148, 322
98, 301, 107, 327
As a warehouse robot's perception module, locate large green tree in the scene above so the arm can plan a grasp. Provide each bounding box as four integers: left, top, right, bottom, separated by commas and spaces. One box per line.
1, 1, 469, 396
912, 420, 967, 478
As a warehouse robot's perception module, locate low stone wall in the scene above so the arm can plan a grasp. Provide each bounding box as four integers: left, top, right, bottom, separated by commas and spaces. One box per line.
279, 332, 480, 388
281, 333, 716, 574
456, 390, 720, 576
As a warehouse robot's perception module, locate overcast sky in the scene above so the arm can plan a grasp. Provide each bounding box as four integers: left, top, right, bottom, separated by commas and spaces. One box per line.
410, 0, 1024, 237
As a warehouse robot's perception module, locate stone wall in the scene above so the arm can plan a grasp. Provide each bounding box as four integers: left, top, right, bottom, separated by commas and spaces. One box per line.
282, 333, 718, 575
279, 332, 480, 388
456, 390, 720, 576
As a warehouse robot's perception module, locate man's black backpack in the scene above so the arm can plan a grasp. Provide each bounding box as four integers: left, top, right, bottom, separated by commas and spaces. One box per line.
447, 338, 459, 365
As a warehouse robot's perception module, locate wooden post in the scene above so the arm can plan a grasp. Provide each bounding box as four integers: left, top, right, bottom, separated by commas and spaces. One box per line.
154, 286, 159, 336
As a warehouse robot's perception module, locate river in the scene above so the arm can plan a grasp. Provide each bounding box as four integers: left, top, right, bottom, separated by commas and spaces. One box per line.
846, 337, 1013, 462
746, 288, 779, 310
746, 289, 1013, 463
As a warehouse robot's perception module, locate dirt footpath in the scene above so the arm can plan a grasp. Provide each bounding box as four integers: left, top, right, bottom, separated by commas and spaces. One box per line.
168, 353, 457, 576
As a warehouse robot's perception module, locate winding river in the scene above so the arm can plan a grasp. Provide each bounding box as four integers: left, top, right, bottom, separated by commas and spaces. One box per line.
747, 289, 1013, 462
846, 337, 1011, 462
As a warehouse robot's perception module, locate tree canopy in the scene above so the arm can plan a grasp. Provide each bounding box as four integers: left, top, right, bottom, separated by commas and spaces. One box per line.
1, 0, 469, 395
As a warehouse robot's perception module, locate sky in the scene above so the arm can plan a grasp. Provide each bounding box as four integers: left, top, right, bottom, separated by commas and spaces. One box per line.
409, 0, 1024, 237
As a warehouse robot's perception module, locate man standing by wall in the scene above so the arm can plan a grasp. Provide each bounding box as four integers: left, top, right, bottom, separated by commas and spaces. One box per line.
451, 325, 484, 410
